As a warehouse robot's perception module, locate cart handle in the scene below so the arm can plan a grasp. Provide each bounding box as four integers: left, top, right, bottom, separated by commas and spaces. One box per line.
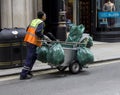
40, 40, 86, 45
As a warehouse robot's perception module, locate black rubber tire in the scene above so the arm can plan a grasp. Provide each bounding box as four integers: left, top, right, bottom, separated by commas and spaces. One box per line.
69, 61, 82, 74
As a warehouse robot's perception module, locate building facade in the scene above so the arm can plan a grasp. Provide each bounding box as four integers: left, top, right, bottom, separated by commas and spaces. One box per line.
1, 0, 120, 42
65, 0, 120, 42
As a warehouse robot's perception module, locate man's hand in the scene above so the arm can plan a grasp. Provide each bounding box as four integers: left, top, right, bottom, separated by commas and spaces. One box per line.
43, 35, 52, 42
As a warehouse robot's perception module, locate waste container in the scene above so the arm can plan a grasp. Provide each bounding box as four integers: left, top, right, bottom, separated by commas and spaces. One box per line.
0, 28, 26, 69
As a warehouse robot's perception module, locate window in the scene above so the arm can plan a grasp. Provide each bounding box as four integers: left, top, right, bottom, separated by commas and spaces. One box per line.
97, 0, 120, 29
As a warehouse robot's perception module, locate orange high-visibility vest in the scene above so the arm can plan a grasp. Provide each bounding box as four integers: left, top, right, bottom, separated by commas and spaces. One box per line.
24, 19, 43, 46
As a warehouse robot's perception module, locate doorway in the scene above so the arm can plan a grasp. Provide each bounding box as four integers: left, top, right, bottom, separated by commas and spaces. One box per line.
78, 0, 92, 33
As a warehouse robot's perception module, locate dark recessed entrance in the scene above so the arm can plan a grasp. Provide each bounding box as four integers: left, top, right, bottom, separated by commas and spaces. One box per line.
79, 0, 92, 33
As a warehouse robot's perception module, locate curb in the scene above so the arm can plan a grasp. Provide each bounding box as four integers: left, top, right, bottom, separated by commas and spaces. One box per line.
0, 58, 120, 77
0, 68, 53, 77
93, 58, 120, 63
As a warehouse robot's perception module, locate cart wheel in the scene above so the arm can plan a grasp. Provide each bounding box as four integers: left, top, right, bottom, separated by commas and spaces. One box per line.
69, 61, 82, 74
57, 66, 67, 72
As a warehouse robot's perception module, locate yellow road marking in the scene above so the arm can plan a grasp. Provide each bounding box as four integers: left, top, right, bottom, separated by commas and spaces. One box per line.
0, 69, 57, 82
89, 60, 120, 67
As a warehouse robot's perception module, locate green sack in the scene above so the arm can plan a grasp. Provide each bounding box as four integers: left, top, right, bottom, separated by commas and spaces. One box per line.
80, 37, 89, 47
77, 47, 94, 65
86, 36, 93, 48
66, 24, 85, 42
80, 36, 93, 48
36, 46, 49, 63
47, 43, 64, 66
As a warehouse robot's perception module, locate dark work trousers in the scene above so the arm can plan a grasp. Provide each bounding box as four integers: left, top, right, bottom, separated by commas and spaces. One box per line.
20, 43, 37, 77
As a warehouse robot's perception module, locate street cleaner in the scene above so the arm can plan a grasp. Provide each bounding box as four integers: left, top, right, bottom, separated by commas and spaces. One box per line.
20, 11, 47, 80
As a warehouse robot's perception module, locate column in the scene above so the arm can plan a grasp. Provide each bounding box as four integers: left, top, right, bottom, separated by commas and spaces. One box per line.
57, 0, 67, 41
0, 0, 38, 28
1, 0, 12, 28
12, 0, 33, 28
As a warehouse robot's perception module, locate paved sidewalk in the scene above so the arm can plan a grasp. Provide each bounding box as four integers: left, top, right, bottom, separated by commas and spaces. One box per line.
91, 41, 120, 62
0, 41, 120, 77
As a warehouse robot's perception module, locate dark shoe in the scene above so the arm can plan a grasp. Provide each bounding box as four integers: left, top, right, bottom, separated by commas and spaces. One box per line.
28, 71, 33, 77
20, 74, 32, 80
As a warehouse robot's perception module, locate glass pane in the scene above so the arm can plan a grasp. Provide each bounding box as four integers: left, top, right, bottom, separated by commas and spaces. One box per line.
97, 0, 120, 29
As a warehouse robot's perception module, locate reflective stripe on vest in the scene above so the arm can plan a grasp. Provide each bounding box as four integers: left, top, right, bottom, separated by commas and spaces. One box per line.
24, 19, 43, 46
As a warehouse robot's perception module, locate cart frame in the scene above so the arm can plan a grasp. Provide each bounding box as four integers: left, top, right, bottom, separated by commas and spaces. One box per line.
45, 41, 86, 74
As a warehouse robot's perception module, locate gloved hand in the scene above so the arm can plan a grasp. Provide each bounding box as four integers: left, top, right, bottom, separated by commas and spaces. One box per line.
43, 35, 52, 42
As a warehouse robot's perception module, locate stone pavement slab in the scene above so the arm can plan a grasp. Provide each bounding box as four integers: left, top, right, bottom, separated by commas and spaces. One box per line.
91, 42, 120, 62
0, 61, 51, 77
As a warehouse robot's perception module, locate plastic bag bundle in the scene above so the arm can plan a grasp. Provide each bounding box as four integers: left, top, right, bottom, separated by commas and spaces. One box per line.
80, 35, 93, 48
86, 36, 93, 48
36, 46, 49, 63
77, 46, 94, 65
66, 24, 85, 42
47, 43, 64, 66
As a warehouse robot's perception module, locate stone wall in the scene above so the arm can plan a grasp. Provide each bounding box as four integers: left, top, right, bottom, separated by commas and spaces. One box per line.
0, 0, 42, 29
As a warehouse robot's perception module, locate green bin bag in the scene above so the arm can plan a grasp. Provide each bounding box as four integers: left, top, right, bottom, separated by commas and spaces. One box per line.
80, 36, 93, 48
77, 46, 94, 65
66, 24, 85, 42
36, 46, 49, 63
86, 36, 93, 48
47, 43, 64, 66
